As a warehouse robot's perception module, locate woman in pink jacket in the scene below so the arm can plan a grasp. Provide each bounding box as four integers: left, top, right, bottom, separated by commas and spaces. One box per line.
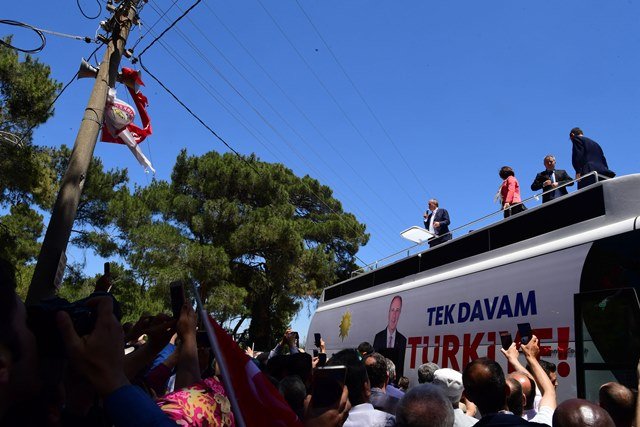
499, 166, 526, 218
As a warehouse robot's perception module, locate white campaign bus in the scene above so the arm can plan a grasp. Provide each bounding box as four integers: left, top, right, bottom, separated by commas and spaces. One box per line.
308, 173, 640, 402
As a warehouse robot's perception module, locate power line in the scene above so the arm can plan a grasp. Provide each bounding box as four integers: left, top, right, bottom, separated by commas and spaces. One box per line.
294, 0, 432, 199
175, 7, 401, 252
198, 3, 412, 247
19, 43, 105, 144
136, 26, 373, 264
130, 0, 179, 51
136, 58, 372, 266
136, 0, 200, 58
257, 0, 424, 213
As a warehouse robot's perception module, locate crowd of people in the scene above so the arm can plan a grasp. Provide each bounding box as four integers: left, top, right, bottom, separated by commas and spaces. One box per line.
3, 248, 638, 426
0, 126, 630, 427
423, 127, 614, 244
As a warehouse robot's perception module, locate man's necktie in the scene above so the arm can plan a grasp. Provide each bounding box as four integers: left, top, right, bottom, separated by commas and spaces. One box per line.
388, 335, 392, 347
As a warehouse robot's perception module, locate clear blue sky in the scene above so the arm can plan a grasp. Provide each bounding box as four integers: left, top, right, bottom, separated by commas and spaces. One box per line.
5, 0, 639, 342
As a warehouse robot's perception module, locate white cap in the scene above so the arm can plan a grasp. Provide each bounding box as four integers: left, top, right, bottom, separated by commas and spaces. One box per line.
433, 368, 464, 403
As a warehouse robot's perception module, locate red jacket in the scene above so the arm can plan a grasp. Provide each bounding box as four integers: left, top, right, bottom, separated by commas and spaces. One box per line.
501, 176, 522, 204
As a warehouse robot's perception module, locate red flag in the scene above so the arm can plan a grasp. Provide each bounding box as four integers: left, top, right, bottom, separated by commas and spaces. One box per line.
208, 316, 302, 427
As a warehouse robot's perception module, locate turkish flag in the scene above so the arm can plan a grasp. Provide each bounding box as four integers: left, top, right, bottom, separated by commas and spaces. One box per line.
207, 316, 302, 426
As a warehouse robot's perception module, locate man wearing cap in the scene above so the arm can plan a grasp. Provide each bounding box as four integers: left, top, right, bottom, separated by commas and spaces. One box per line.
434, 368, 478, 427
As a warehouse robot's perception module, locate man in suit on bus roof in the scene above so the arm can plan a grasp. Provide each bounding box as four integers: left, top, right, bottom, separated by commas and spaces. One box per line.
374, 295, 407, 379
530, 155, 573, 203
423, 199, 452, 247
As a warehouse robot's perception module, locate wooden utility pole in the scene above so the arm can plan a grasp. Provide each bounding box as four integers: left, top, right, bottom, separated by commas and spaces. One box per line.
27, 1, 140, 305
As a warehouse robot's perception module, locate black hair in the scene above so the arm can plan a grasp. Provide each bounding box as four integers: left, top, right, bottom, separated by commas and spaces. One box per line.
570, 127, 583, 137
365, 352, 388, 389
327, 348, 369, 406
527, 359, 556, 377
499, 166, 515, 179
357, 341, 374, 356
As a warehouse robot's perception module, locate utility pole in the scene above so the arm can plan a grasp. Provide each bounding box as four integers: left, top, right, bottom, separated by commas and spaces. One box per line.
27, 0, 140, 305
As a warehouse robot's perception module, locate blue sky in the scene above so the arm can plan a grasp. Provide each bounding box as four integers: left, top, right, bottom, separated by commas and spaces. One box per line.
5, 0, 639, 341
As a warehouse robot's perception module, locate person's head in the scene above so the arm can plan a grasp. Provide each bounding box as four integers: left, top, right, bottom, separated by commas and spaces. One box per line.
428, 199, 439, 211
553, 398, 615, 427
398, 376, 410, 392
327, 348, 369, 406
499, 166, 515, 180
527, 359, 558, 389
433, 368, 464, 406
278, 375, 306, 420
395, 384, 454, 427
508, 372, 536, 410
505, 377, 524, 416
357, 341, 374, 358
364, 352, 389, 389
569, 127, 583, 140
417, 362, 440, 384
462, 357, 507, 414
387, 295, 402, 333
543, 155, 556, 171
385, 358, 396, 384
0, 258, 41, 418
599, 382, 635, 427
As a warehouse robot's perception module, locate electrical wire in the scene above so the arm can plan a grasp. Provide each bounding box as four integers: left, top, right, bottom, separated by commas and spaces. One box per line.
0, 20, 46, 53
139, 57, 371, 266
257, 0, 424, 212
130, 0, 180, 51
19, 43, 104, 144
295, 0, 432, 199
136, 1, 372, 264
0, 19, 94, 55
77, 0, 102, 20
199, 3, 410, 248
136, 0, 201, 58
173, 7, 400, 252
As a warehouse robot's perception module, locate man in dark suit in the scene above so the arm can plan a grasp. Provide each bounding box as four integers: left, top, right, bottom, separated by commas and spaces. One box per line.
422, 199, 452, 248
530, 155, 573, 203
570, 127, 615, 190
373, 295, 407, 379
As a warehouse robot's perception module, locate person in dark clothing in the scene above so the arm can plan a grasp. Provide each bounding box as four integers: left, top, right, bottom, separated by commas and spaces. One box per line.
462, 358, 547, 426
423, 199, 452, 247
530, 155, 573, 203
569, 127, 615, 189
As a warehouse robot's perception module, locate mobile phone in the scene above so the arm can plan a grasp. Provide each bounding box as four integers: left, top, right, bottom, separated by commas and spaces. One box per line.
293, 331, 300, 348
170, 281, 185, 318
517, 322, 532, 345
312, 365, 346, 408
314, 333, 322, 348
499, 331, 513, 350
104, 262, 110, 275
318, 352, 327, 367
313, 349, 319, 357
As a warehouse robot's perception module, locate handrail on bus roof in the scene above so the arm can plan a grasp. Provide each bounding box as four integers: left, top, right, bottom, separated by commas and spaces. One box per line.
350, 171, 611, 277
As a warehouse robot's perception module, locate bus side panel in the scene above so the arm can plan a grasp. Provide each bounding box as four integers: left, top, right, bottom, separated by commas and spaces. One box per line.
308, 243, 592, 401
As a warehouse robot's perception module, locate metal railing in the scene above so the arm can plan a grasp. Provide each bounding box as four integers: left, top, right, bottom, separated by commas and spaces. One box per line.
350, 171, 610, 277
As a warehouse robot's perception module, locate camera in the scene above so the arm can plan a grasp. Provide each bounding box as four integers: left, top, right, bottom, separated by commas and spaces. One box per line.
28, 292, 121, 357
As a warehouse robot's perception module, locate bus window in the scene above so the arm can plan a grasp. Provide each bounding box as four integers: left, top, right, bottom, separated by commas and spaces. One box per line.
575, 288, 640, 400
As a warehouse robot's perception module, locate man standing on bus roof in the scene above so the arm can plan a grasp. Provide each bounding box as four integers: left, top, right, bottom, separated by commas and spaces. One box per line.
530, 155, 573, 203
373, 295, 407, 379
423, 199, 452, 247
569, 127, 615, 190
